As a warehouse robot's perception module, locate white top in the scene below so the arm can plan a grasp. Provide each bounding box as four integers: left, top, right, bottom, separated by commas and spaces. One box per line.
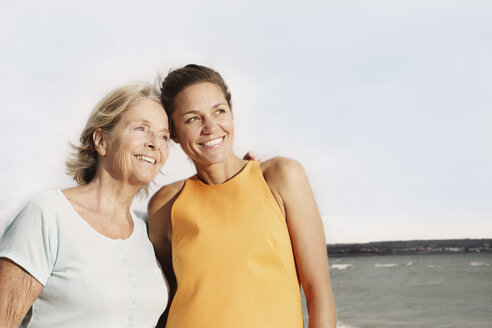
0, 190, 168, 328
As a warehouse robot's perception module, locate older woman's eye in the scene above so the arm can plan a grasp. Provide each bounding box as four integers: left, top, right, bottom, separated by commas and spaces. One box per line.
215, 109, 226, 115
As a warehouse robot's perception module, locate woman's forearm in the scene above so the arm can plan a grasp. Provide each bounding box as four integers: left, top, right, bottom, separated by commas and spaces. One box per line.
0, 258, 43, 328
305, 285, 337, 328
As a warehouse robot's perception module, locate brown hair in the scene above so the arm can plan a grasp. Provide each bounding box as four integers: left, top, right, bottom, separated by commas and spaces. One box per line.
160, 64, 232, 136
66, 82, 161, 188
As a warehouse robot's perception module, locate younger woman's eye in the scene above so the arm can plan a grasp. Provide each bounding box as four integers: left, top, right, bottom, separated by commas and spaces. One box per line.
185, 116, 199, 124
215, 109, 226, 115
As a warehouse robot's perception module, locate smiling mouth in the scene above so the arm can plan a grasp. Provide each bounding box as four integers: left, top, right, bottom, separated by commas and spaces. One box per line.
200, 136, 224, 147
134, 155, 156, 165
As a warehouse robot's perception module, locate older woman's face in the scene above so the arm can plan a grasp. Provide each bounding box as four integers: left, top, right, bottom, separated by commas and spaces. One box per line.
103, 98, 169, 186
172, 82, 234, 166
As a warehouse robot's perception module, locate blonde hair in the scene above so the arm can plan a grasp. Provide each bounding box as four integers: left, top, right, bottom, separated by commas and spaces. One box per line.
66, 82, 161, 195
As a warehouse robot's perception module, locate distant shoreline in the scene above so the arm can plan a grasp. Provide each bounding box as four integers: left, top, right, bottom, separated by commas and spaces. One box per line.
326, 238, 492, 257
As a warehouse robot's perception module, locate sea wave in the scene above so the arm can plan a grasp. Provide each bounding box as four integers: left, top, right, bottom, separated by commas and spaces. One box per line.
425, 264, 442, 268
374, 263, 398, 268
469, 261, 490, 266
337, 321, 360, 328
331, 263, 352, 270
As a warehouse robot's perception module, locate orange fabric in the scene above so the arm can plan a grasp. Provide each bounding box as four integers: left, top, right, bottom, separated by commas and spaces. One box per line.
166, 161, 303, 328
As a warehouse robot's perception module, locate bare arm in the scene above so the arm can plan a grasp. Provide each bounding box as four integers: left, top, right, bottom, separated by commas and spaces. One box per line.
0, 258, 43, 328
264, 158, 336, 328
148, 181, 184, 327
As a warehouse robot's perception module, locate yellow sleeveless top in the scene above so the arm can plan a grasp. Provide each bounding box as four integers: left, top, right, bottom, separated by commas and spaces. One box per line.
166, 160, 303, 328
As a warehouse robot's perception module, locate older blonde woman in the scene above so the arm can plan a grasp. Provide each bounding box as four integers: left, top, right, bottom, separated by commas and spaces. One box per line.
0, 82, 170, 327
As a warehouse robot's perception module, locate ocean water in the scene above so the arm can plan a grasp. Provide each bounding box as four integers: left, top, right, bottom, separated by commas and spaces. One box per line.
301, 253, 492, 328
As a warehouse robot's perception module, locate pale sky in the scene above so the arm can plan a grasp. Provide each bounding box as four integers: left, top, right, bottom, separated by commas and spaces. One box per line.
1, 0, 491, 243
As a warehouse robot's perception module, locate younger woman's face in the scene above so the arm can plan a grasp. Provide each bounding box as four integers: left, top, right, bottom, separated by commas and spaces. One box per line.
172, 82, 234, 166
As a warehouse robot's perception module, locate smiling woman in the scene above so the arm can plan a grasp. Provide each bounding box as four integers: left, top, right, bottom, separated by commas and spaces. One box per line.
0, 82, 170, 328
88, 98, 169, 191
66, 85, 169, 196
148, 64, 337, 327
172, 82, 235, 167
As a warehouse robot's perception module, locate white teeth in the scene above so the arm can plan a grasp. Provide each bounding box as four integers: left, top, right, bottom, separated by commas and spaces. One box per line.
135, 155, 156, 164
203, 137, 223, 147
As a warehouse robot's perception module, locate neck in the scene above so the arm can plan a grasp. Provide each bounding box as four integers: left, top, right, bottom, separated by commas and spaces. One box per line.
67, 172, 140, 219
194, 156, 247, 185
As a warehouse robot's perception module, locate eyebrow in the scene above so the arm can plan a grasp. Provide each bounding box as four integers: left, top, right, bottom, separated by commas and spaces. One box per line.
181, 110, 200, 116
138, 119, 170, 133
181, 103, 228, 116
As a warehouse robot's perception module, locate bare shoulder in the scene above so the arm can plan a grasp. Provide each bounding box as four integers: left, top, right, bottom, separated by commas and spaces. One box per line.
260, 157, 308, 215
147, 180, 185, 243
148, 180, 185, 217
261, 156, 305, 182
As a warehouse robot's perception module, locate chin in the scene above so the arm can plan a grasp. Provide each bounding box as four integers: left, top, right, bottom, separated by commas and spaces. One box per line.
199, 148, 234, 163
131, 175, 155, 187
194, 153, 228, 164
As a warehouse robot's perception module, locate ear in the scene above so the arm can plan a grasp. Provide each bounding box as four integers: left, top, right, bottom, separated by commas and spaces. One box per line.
93, 128, 107, 156
170, 127, 179, 143
171, 133, 179, 144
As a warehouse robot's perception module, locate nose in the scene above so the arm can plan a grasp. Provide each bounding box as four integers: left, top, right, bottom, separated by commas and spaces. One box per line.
201, 116, 218, 135
145, 132, 160, 150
